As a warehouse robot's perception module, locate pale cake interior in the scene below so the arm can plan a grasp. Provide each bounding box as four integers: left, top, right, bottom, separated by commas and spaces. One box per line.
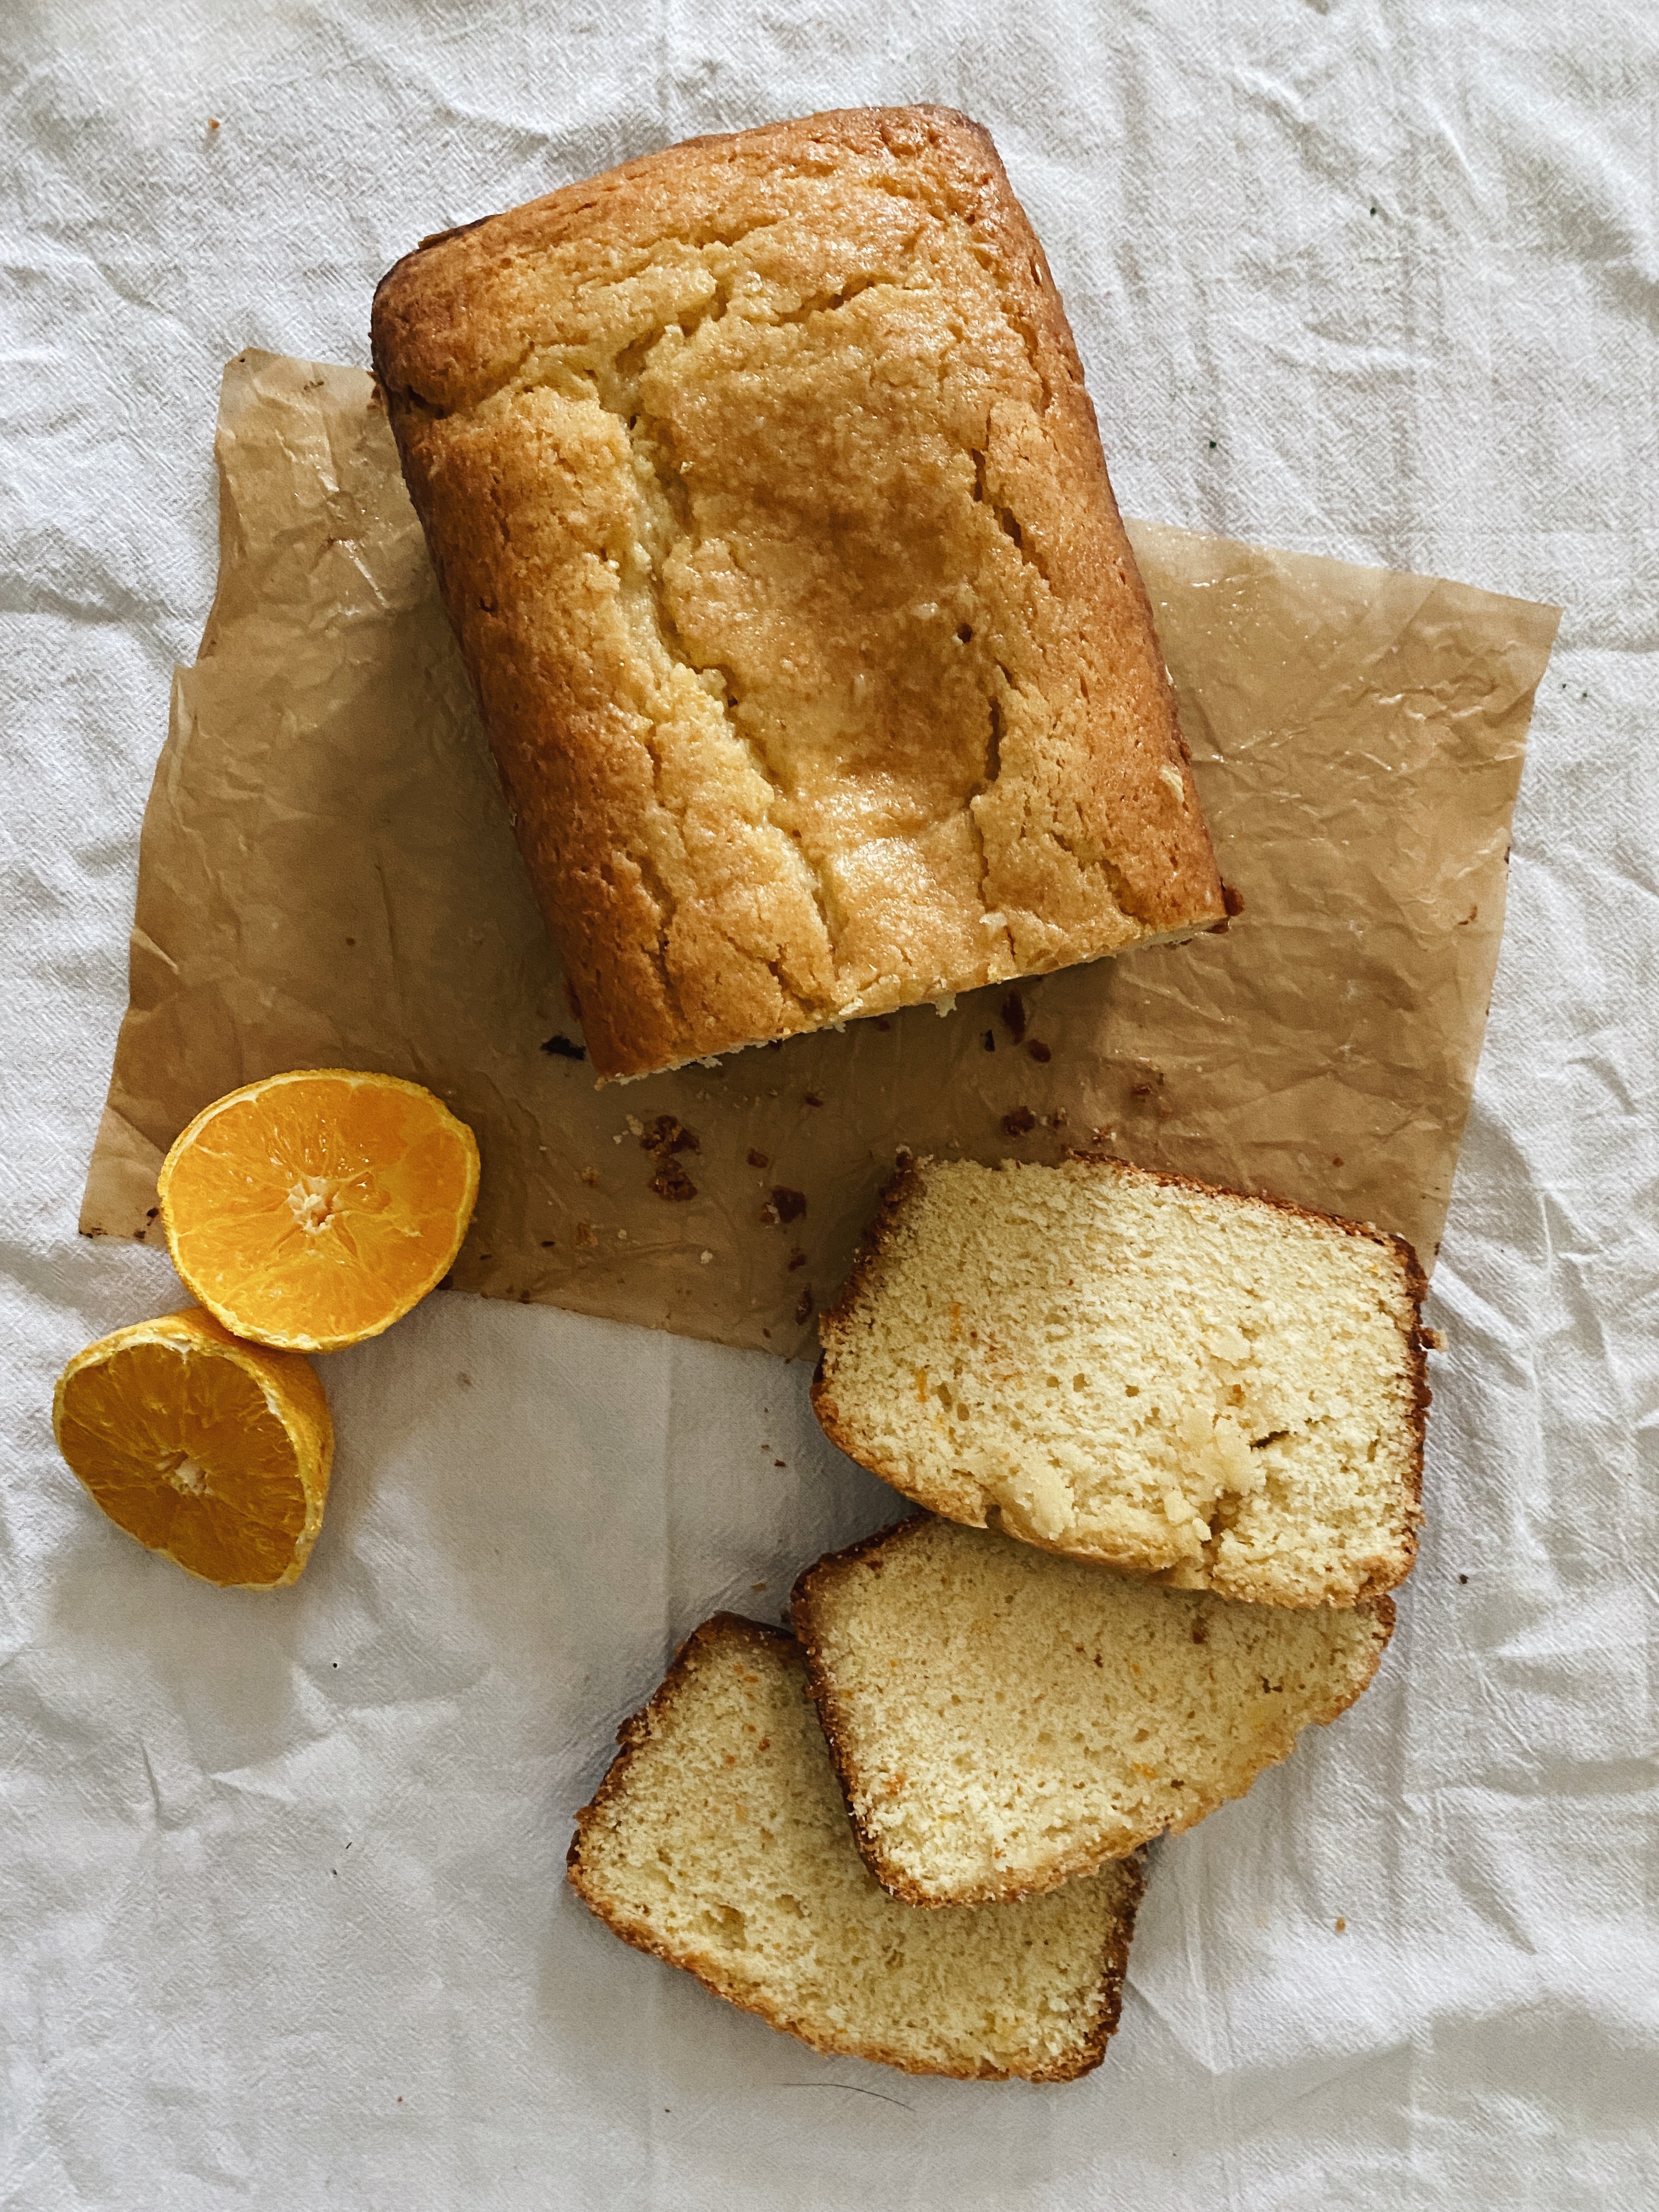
795, 1516, 1392, 1904
816, 1157, 1424, 1606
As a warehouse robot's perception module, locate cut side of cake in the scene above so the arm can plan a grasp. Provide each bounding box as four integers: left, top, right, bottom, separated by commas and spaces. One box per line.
814, 1155, 1430, 1607
566, 1613, 1144, 2081
373, 105, 1224, 1080
794, 1515, 1393, 1905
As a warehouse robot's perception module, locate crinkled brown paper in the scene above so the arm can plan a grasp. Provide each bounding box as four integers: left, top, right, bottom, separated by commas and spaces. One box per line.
82, 349, 1560, 1357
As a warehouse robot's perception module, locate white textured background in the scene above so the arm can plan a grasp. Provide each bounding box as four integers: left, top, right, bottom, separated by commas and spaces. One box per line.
3, 3, 1655, 2204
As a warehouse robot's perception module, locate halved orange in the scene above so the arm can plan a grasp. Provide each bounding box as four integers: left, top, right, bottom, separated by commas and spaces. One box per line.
157, 1068, 480, 1352
53, 1307, 333, 1588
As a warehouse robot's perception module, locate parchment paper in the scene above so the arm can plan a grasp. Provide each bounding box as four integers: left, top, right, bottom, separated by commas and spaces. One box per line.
81, 349, 1557, 1354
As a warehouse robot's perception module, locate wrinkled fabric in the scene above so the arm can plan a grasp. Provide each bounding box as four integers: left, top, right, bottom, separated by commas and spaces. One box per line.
1, 2, 1654, 2205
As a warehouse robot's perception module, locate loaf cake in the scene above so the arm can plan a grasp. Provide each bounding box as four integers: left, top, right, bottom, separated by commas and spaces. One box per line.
372, 105, 1225, 1081
794, 1515, 1393, 1905
566, 1613, 1144, 2081
814, 1155, 1430, 1607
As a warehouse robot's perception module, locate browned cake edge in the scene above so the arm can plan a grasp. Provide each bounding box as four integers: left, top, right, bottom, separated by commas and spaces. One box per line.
792, 1514, 1395, 1906
373, 106, 1083, 417
566, 1609, 1142, 2080
811, 1153, 1432, 1606
372, 104, 1226, 1081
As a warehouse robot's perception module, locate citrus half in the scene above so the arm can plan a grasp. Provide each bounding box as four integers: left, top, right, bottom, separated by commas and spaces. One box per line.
157, 1068, 481, 1352
53, 1307, 333, 1588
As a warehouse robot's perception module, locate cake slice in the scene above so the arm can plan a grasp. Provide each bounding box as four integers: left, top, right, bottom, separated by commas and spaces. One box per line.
373, 106, 1224, 1080
794, 1515, 1392, 1905
567, 1613, 1144, 2081
814, 1155, 1430, 1607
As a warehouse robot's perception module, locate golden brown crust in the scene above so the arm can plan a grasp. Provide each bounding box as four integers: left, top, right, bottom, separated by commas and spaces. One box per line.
565, 1608, 1139, 2080
374, 107, 1224, 1080
812, 1153, 1429, 1605
792, 1515, 1394, 1906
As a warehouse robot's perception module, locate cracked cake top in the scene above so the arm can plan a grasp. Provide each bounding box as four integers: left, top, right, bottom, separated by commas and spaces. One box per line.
373, 104, 1225, 1081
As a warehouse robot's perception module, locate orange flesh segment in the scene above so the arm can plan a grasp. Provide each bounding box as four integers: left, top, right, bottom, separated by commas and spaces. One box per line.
162, 1073, 478, 1350
55, 1324, 324, 1587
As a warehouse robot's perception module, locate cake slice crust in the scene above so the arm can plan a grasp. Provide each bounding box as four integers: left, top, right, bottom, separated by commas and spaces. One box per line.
567, 1613, 1143, 2081
794, 1515, 1393, 1905
814, 1154, 1430, 1607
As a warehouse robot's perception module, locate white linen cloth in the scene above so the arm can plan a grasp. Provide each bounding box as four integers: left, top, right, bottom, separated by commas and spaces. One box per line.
2, 2, 1654, 2203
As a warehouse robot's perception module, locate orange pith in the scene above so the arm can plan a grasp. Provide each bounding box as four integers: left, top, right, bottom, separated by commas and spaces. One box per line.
158, 1069, 481, 1352
53, 1308, 333, 1588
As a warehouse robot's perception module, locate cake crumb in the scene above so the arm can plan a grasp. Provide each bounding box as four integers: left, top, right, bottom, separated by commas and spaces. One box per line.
642, 1115, 701, 1201
650, 1158, 698, 1201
